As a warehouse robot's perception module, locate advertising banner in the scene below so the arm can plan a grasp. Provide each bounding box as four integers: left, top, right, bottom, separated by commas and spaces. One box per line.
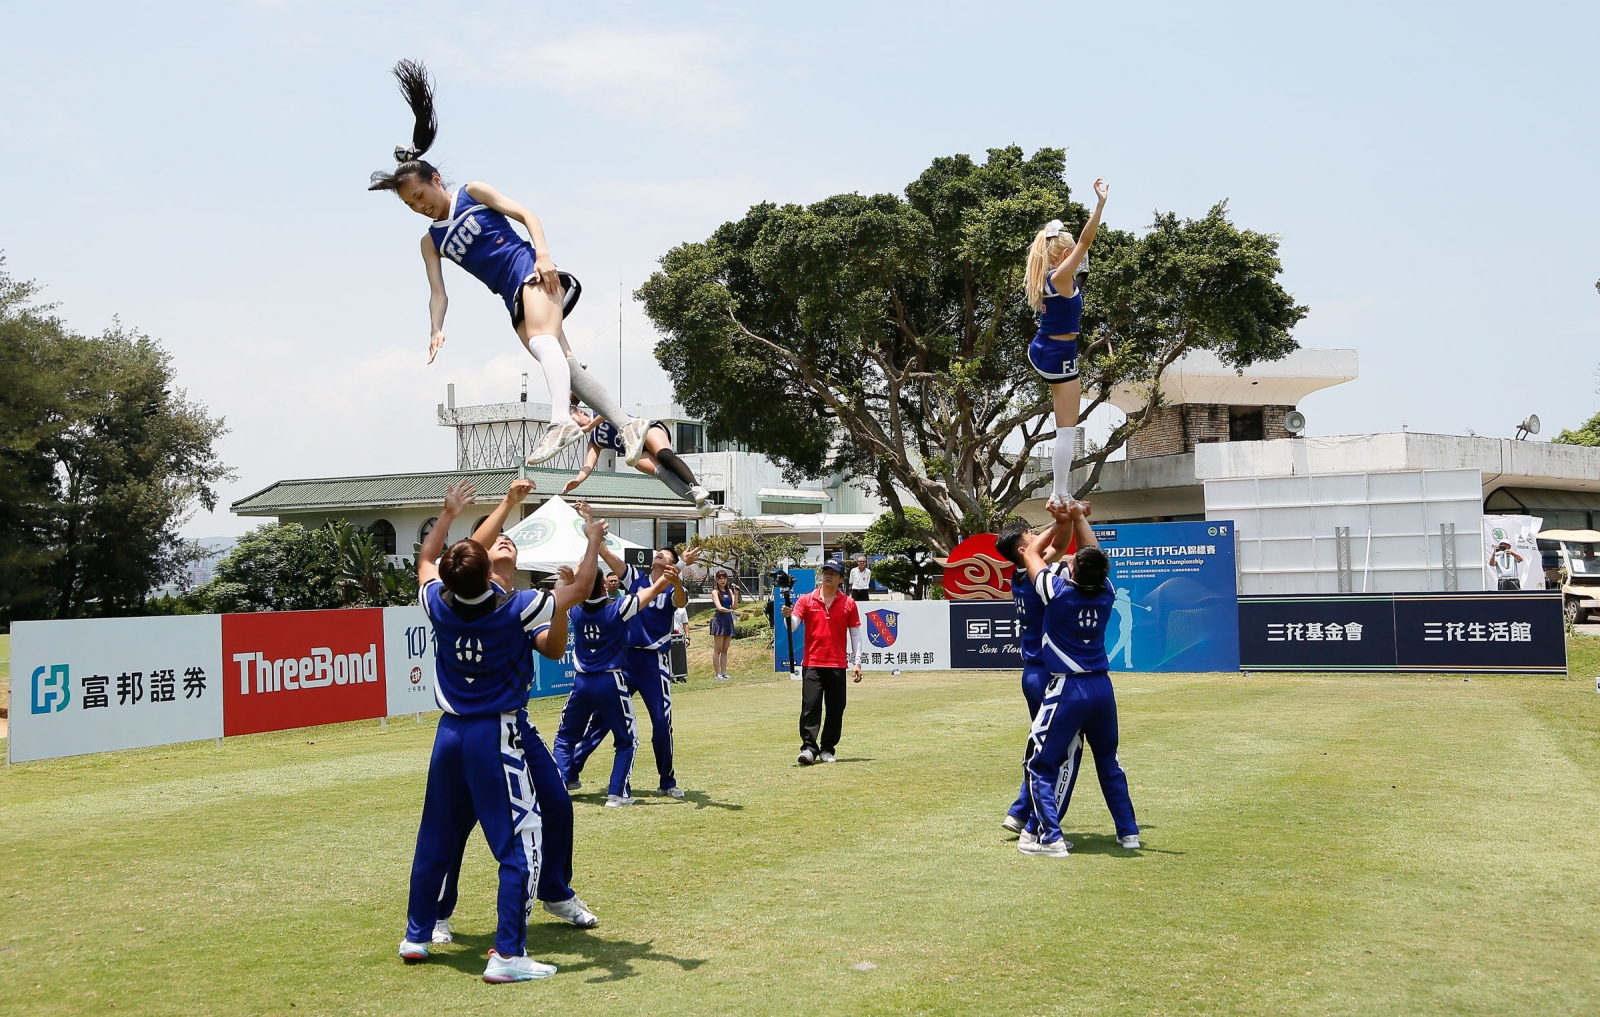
534, 626, 576, 700
1237, 592, 1565, 673
853, 601, 949, 670
948, 600, 1026, 669
221, 609, 388, 736
1482, 515, 1545, 592
1237, 596, 1398, 671
382, 606, 438, 716
1094, 521, 1241, 672
771, 569, 817, 672
9, 615, 224, 764
1393, 592, 1565, 673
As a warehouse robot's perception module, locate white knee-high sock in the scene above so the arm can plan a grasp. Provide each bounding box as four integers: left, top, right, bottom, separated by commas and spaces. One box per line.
566, 354, 631, 426
1053, 425, 1079, 499
525, 334, 571, 417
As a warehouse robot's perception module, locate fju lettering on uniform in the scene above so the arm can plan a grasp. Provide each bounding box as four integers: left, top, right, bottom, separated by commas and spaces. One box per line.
444, 214, 482, 263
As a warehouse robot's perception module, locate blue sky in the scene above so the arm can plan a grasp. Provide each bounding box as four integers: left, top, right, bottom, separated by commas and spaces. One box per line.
3, 1, 1597, 537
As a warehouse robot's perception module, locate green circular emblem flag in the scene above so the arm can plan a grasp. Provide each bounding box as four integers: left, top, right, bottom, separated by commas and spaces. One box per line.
522, 519, 555, 548
1492, 527, 1507, 542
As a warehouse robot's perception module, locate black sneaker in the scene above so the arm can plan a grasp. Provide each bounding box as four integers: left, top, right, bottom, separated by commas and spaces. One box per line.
797, 748, 817, 766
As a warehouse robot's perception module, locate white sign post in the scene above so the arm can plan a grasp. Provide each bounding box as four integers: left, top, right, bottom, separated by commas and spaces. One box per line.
9, 616, 224, 764
382, 606, 438, 717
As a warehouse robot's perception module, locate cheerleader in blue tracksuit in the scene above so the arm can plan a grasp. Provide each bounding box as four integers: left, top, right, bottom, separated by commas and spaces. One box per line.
368, 59, 645, 467
560, 397, 715, 516
397, 481, 607, 983
552, 565, 677, 805
1016, 499, 1140, 857
567, 545, 697, 795
995, 522, 1084, 838
1022, 178, 1109, 507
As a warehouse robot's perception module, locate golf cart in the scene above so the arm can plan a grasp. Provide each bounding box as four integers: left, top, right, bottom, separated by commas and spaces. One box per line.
1536, 528, 1600, 624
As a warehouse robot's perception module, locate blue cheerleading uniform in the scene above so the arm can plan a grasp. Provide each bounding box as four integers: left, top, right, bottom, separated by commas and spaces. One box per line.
1024, 566, 1138, 845
1005, 563, 1082, 826
552, 593, 643, 798
428, 184, 581, 326
1028, 274, 1083, 383
589, 416, 668, 454
569, 565, 679, 791
404, 579, 581, 959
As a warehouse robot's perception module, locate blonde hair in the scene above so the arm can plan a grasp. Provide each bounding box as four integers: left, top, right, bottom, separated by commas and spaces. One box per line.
1024, 228, 1075, 312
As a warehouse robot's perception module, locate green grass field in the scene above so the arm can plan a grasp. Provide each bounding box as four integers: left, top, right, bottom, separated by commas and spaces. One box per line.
3, 638, 1599, 1016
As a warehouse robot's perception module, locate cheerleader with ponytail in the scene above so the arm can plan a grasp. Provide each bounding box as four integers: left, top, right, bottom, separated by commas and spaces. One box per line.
369, 59, 646, 466
1023, 178, 1109, 506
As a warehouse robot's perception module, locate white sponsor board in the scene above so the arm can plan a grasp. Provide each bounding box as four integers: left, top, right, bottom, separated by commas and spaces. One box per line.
1482, 515, 1544, 592
852, 600, 949, 670
382, 606, 438, 716
9, 616, 224, 764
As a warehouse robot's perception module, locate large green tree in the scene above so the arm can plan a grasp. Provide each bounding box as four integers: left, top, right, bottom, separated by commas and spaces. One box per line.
0, 261, 233, 622
640, 147, 1306, 552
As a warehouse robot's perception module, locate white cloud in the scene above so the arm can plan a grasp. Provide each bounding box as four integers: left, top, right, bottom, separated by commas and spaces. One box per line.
448, 24, 748, 129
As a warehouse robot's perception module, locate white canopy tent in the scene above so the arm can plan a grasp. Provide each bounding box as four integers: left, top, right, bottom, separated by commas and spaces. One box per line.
504, 495, 645, 573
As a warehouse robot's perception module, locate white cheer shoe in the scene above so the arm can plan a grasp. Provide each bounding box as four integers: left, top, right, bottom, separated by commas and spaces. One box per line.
483, 950, 557, 983
528, 421, 583, 465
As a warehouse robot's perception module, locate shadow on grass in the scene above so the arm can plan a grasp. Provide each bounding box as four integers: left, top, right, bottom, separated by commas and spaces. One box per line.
439, 928, 707, 983
1059, 829, 1184, 857
792, 757, 876, 768
679, 789, 743, 811
567, 789, 742, 811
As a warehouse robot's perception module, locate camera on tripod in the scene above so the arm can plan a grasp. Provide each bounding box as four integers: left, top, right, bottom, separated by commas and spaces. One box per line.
768, 567, 796, 591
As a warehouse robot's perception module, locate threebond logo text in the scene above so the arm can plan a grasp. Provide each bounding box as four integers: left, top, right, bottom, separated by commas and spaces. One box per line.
231, 645, 379, 694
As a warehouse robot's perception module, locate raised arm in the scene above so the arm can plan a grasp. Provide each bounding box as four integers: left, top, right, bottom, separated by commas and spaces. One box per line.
553, 507, 608, 613
417, 481, 477, 587
674, 547, 702, 608
422, 234, 449, 364
1050, 178, 1109, 294
561, 443, 601, 496
472, 478, 535, 547
637, 564, 678, 607
535, 565, 576, 660
463, 180, 558, 297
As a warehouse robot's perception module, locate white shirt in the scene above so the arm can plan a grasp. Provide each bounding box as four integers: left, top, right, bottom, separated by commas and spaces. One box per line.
673, 607, 690, 633
848, 565, 873, 590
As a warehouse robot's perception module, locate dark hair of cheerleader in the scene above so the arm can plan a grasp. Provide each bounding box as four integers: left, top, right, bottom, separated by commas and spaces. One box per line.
368, 59, 441, 192
1071, 546, 1109, 593
994, 523, 1028, 569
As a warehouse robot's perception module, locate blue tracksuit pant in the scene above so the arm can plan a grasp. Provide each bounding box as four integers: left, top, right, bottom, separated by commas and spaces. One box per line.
552, 669, 637, 798
404, 711, 549, 958
1006, 664, 1083, 825
432, 720, 577, 923
570, 648, 676, 791
1026, 671, 1139, 845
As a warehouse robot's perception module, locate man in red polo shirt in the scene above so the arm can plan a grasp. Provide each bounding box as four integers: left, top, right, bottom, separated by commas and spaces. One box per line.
781, 557, 864, 765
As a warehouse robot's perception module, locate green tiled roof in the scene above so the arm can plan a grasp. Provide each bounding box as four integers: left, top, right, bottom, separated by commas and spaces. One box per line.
231, 467, 691, 515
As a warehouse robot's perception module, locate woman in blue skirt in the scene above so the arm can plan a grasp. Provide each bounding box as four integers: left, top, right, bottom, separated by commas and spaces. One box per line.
709, 571, 738, 680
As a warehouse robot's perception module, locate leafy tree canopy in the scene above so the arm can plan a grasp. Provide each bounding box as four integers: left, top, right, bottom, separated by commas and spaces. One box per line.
0, 258, 233, 623
1553, 410, 1600, 447
640, 147, 1306, 552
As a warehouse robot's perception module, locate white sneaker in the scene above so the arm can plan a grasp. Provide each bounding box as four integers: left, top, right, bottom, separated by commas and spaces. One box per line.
1001, 815, 1024, 834
688, 484, 715, 516
399, 939, 430, 961
660, 786, 685, 798
1118, 834, 1141, 849
431, 919, 453, 944
819, 751, 836, 763
604, 793, 635, 807
527, 421, 583, 465
542, 896, 599, 928
797, 748, 817, 766
483, 950, 557, 983
621, 418, 651, 467
1017, 829, 1039, 849
1018, 837, 1071, 858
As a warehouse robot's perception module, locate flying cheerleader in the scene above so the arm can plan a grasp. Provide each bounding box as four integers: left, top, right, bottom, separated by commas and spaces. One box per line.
560, 395, 716, 516
369, 59, 645, 466
1023, 178, 1109, 507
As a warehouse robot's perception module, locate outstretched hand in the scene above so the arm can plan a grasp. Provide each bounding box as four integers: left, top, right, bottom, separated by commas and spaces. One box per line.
443, 480, 477, 515
1093, 178, 1109, 202
532, 253, 560, 296
507, 477, 535, 504
573, 499, 593, 522
428, 330, 447, 364
556, 565, 576, 587
681, 546, 703, 567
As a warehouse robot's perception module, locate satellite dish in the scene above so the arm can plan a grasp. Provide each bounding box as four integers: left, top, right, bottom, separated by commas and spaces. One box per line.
1283, 410, 1307, 435
1515, 414, 1540, 440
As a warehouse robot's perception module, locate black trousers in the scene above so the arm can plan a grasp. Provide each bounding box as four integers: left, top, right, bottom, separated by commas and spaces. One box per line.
850, 589, 871, 601
800, 666, 848, 753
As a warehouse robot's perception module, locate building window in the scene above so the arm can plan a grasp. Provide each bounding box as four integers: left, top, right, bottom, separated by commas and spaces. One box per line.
370, 518, 397, 555
419, 516, 439, 545
472, 515, 490, 535
661, 520, 688, 549
1228, 406, 1264, 442
706, 490, 726, 506
676, 422, 705, 454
